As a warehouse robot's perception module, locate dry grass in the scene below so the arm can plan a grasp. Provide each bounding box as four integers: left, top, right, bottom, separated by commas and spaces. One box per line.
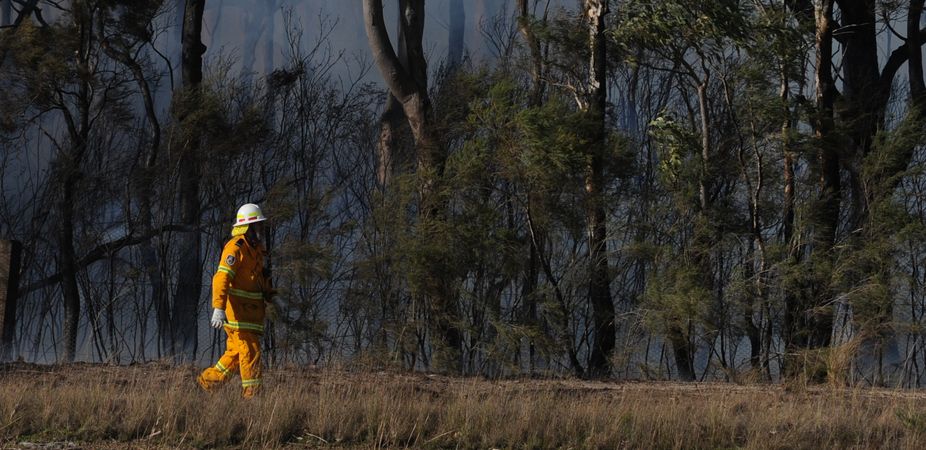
1, 364, 926, 449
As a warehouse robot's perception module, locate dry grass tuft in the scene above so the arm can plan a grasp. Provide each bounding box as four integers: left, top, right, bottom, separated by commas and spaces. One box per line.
1, 363, 926, 449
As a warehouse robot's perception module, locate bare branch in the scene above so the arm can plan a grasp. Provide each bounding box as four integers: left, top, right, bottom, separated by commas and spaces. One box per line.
20, 224, 193, 295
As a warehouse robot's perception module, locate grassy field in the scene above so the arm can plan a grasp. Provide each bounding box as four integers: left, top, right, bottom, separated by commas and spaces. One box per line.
1, 363, 926, 449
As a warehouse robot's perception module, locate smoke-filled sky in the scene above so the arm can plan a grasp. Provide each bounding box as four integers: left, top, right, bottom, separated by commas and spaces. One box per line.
195, 0, 530, 85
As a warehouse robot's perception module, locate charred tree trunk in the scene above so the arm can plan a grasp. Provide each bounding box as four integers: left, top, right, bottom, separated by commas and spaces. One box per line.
518, 0, 545, 107
172, 0, 206, 362
743, 242, 762, 371
780, 63, 803, 376
517, 0, 547, 373
909, 0, 925, 106
448, 0, 464, 69
59, 171, 82, 363
0, 241, 21, 362
829, 0, 884, 376
864, 1, 926, 197
808, 0, 837, 352
836, 0, 879, 236
1, 0, 10, 26
98, 34, 167, 359
584, 0, 614, 378
668, 325, 694, 381
58, 5, 94, 363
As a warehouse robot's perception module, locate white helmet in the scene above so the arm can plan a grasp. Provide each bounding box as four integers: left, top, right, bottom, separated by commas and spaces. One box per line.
234, 203, 267, 226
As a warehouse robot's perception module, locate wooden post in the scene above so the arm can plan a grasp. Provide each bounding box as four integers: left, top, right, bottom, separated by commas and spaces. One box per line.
0, 240, 22, 361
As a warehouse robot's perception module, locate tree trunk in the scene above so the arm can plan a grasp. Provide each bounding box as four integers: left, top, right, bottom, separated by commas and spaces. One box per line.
377, 2, 409, 187
0, 0, 10, 26
668, 326, 694, 381
363, 0, 460, 371
909, 0, 925, 104
378, 94, 406, 186
448, 0, 464, 69
809, 0, 837, 350
780, 63, 803, 376
526, 205, 585, 377
743, 241, 762, 370
732, 69, 768, 373
517, 0, 547, 373
59, 176, 81, 363
59, 5, 94, 363
666, 79, 714, 382
835, 0, 879, 235
181, 0, 206, 89
862, 1, 926, 199
583, 0, 614, 378
517, 0, 545, 107
172, 0, 206, 362
836, 0, 880, 158
98, 35, 168, 359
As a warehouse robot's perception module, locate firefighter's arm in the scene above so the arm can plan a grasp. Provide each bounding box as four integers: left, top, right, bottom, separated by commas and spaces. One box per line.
212, 241, 243, 310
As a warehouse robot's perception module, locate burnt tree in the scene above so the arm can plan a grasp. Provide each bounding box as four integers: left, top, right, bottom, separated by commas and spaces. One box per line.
172, 0, 206, 361
583, 0, 615, 377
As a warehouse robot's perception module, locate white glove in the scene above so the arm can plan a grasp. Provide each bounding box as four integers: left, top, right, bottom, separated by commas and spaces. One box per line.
210, 309, 226, 329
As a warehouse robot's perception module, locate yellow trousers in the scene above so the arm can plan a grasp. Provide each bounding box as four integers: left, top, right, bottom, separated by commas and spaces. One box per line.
198, 329, 262, 397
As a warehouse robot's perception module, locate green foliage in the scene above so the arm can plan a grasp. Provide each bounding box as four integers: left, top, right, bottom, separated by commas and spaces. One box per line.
642, 250, 713, 336
5, 21, 75, 111
514, 98, 589, 184
8, 0, 926, 384
615, 0, 754, 62
648, 113, 700, 187
745, 2, 810, 79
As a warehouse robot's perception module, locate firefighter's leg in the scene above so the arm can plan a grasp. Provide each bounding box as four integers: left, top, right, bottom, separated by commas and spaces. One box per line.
237, 331, 262, 398
197, 331, 241, 391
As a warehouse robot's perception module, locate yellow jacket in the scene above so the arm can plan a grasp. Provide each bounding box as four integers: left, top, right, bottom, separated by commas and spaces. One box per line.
212, 235, 269, 334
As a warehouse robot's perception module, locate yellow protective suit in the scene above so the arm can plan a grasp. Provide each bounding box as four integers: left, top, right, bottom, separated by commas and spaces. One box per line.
197, 233, 270, 398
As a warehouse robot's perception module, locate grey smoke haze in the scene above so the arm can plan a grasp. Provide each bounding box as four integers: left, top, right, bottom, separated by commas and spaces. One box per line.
197, 0, 522, 85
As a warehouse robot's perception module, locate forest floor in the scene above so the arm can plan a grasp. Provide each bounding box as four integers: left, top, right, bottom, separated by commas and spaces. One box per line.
1, 362, 925, 449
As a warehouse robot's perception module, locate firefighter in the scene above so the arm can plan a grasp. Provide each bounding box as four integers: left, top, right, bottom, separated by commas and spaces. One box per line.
197, 203, 273, 398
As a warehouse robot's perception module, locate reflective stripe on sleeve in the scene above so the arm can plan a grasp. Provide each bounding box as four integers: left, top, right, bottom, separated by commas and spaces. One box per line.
217, 266, 236, 278
228, 288, 263, 300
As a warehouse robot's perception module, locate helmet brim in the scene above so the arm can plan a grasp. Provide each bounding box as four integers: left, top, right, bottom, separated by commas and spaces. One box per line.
232, 216, 267, 226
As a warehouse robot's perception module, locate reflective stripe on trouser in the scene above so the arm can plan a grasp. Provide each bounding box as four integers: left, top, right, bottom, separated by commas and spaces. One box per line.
198, 329, 262, 388
224, 321, 265, 333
